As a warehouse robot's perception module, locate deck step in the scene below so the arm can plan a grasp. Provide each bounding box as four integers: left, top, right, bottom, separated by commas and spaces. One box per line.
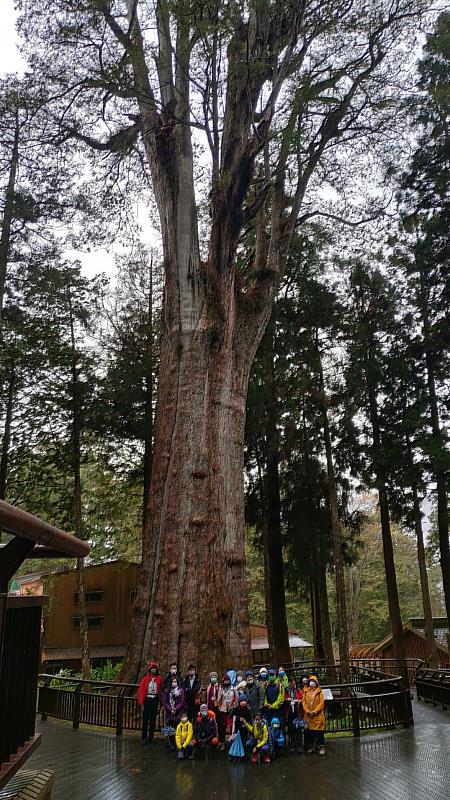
0, 770, 54, 800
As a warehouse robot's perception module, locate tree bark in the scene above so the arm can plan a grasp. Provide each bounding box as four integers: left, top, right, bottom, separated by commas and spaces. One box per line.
142, 257, 154, 532
316, 561, 336, 679
0, 110, 19, 342
412, 486, 438, 666
0, 367, 15, 502
317, 349, 350, 683
69, 294, 90, 681
416, 265, 450, 646
262, 319, 291, 666
366, 370, 408, 685
310, 576, 325, 662
421, 294, 450, 643
254, 440, 275, 662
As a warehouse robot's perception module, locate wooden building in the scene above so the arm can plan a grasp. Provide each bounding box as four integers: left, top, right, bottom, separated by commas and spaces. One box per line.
350, 617, 450, 669
372, 617, 450, 666
40, 560, 139, 672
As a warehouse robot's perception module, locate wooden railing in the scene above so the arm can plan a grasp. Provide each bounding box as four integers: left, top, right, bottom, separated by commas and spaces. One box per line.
252, 658, 424, 687
416, 667, 450, 711
38, 669, 413, 738
0, 500, 89, 791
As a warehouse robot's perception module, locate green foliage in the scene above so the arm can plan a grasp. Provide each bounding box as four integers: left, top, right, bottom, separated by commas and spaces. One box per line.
344, 509, 445, 643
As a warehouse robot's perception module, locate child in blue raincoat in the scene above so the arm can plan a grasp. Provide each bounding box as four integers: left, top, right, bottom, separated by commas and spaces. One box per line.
270, 717, 285, 757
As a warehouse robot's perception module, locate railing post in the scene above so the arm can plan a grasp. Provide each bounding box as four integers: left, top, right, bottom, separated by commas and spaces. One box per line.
116, 687, 125, 737
351, 697, 360, 737
73, 682, 83, 730
40, 676, 52, 722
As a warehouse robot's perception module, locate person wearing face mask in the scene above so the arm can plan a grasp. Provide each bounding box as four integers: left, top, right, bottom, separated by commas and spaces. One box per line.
263, 668, 285, 724
302, 675, 326, 756
163, 677, 187, 751
183, 664, 201, 721
277, 667, 289, 690
244, 670, 265, 716
258, 667, 269, 686
175, 711, 194, 760
235, 671, 246, 692
243, 710, 271, 764
229, 694, 253, 759
163, 662, 182, 691
270, 716, 286, 758
193, 703, 219, 753
206, 671, 220, 713
217, 673, 238, 749
137, 661, 162, 745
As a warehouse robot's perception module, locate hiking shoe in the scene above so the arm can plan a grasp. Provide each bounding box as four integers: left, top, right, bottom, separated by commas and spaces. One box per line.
318, 746, 325, 756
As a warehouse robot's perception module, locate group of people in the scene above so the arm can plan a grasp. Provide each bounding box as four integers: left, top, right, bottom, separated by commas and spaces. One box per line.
138, 662, 326, 764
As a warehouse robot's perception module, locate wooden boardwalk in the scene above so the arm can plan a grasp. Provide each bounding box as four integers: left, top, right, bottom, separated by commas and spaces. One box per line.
21, 699, 450, 800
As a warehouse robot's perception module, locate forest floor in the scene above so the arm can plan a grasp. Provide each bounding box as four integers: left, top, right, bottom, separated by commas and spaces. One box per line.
18, 697, 450, 800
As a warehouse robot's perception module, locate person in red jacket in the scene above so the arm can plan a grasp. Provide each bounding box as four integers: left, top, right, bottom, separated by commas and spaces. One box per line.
138, 661, 162, 744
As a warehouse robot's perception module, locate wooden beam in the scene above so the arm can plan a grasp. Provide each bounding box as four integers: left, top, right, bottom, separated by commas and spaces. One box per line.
0, 500, 89, 558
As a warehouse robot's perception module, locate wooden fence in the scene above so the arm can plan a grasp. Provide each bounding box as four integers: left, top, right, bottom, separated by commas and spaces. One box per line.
416, 667, 450, 711
38, 668, 413, 738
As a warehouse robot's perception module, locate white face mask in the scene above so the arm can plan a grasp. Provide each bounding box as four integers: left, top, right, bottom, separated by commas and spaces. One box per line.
309, 681, 317, 688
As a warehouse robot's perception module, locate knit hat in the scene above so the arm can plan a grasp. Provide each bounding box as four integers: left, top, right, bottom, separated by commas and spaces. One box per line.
245, 669, 254, 677
238, 693, 248, 703
222, 673, 231, 682
200, 703, 208, 712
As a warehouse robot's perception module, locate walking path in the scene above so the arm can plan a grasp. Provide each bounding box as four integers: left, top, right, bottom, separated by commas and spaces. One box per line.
23, 698, 449, 800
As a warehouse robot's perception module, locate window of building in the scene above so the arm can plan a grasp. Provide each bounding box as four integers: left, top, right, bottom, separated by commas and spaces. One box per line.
74, 591, 104, 604
73, 616, 103, 630
130, 589, 137, 603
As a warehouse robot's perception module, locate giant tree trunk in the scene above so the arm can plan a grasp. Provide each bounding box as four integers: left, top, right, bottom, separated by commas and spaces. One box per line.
0, 111, 19, 342
118, 0, 359, 682
124, 315, 262, 678
413, 487, 438, 666
318, 347, 350, 683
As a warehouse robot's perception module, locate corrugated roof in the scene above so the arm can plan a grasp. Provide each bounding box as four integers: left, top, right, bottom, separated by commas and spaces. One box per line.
42, 645, 126, 662
251, 634, 312, 650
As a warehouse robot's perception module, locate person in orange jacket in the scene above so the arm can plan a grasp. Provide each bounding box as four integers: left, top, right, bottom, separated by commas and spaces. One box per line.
302, 674, 326, 756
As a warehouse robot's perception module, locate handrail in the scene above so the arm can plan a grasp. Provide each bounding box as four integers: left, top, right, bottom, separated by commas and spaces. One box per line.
0, 500, 89, 558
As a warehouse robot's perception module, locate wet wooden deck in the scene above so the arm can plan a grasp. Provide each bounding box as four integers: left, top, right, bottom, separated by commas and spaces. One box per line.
20, 698, 450, 800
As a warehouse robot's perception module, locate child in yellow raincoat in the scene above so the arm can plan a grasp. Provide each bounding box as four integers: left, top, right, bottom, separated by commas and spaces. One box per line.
175, 712, 194, 760
302, 675, 326, 756
243, 710, 271, 764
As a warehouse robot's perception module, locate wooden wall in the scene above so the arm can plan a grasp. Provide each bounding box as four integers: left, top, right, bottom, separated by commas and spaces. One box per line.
42, 561, 138, 650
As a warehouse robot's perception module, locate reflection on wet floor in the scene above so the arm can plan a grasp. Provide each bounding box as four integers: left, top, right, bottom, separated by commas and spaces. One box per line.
21, 697, 450, 800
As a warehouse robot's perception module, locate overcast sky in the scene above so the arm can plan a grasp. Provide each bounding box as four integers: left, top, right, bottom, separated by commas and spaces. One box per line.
0, 1, 26, 76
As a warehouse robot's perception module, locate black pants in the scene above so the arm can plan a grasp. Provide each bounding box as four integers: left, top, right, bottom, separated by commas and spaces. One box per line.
142, 696, 159, 741
304, 729, 324, 748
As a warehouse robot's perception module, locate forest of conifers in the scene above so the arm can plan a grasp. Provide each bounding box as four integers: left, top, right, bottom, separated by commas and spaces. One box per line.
0, 1, 448, 681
